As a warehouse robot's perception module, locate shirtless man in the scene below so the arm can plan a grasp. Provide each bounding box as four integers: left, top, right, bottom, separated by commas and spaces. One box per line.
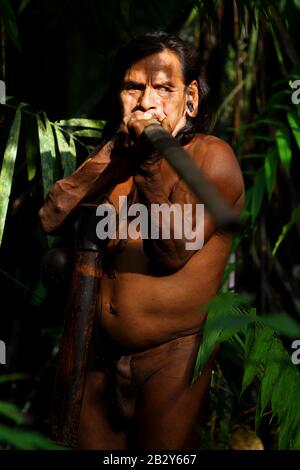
39, 32, 244, 450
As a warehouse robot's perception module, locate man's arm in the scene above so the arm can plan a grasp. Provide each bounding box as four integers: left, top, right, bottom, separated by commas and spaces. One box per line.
133, 135, 245, 273
39, 139, 131, 234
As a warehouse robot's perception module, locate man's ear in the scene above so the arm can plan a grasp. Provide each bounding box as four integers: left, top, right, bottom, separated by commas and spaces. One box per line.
185, 80, 199, 118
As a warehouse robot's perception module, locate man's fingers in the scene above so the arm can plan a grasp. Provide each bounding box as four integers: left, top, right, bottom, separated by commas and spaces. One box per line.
128, 117, 160, 137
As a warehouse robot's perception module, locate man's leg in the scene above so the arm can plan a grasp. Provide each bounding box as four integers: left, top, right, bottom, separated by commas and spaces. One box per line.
77, 337, 128, 450
129, 334, 214, 450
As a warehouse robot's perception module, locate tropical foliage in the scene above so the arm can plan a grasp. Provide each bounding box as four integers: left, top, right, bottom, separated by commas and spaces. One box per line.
0, 0, 300, 450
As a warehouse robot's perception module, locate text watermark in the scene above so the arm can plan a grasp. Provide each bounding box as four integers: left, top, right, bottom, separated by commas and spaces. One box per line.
0, 80, 5, 105
291, 339, 300, 365
0, 340, 6, 365
95, 196, 205, 250
291, 80, 300, 105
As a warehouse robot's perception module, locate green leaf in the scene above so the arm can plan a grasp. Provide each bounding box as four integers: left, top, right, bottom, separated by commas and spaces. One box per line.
204, 312, 300, 338
205, 315, 253, 339
253, 135, 274, 142
0, 373, 26, 384
18, 0, 30, 14
264, 147, 278, 200
265, 89, 291, 109
255, 117, 284, 128
0, 424, 63, 450
293, 428, 300, 450
272, 367, 299, 448
0, 0, 20, 49
270, 104, 294, 112
55, 129, 76, 177
276, 127, 292, 172
293, 0, 300, 10
0, 402, 25, 424
37, 114, 56, 198
242, 325, 275, 394
251, 167, 265, 222
25, 128, 36, 181
72, 129, 103, 138
272, 204, 300, 255
57, 118, 105, 129
0, 106, 22, 246
193, 293, 252, 380
287, 111, 300, 150
259, 341, 283, 415
261, 313, 300, 337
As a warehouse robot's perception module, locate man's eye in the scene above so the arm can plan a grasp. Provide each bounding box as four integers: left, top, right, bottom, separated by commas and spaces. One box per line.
123, 84, 142, 92
157, 86, 169, 92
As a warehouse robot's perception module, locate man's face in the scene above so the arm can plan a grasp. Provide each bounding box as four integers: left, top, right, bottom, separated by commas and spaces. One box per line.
119, 49, 190, 136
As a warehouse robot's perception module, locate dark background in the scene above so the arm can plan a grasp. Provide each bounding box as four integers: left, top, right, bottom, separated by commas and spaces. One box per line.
0, 0, 300, 450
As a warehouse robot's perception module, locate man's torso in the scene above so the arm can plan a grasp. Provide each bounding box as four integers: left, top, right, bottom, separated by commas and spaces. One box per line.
97, 134, 234, 351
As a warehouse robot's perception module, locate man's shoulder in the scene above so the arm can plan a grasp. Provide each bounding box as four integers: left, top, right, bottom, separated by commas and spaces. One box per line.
187, 133, 236, 164
187, 133, 244, 208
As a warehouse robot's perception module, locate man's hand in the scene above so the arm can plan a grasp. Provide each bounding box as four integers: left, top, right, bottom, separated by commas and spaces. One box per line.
112, 109, 170, 171
126, 109, 171, 139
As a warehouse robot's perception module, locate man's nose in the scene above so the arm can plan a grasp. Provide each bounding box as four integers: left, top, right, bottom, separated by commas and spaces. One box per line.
137, 87, 157, 111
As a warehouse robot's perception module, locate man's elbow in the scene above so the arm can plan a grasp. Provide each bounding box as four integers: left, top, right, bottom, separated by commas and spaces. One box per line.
38, 203, 64, 235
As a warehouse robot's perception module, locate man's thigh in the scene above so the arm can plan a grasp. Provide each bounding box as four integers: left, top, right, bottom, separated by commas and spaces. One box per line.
77, 335, 128, 450
130, 334, 213, 450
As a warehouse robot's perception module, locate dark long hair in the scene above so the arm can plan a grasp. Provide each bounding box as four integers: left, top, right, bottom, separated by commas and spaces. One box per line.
102, 31, 211, 143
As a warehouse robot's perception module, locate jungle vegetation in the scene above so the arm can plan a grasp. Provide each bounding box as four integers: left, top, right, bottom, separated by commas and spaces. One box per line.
0, 0, 300, 450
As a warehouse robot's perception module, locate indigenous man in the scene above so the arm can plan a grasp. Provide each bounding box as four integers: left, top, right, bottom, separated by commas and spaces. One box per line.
39, 32, 244, 450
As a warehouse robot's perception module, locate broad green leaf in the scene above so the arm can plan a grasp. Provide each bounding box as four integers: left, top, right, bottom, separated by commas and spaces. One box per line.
262, 313, 300, 336
37, 114, 56, 198
25, 129, 36, 181
193, 320, 220, 382
276, 127, 292, 172
72, 129, 103, 138
293, 428, 300, 450
193, 293, 251, 380
204, 312, 300, 338
287, 111, 300, 150
251, 167, 265, 222
206, 315, 253, 340
0, 106, 22, 246
272, 204, 300, 255
259, 342, 283, 415
55, 129, 76, 177
270, 367, 291, 419
264, 147, 277, 200
269, 104, 294, 112
0, 424, 63, 450
272, 367, 300, 449
278, 379, 300, 449
242, 326, 275, 394
0, 402, 25, 424
57, 118, 105, 129
0, 373, 26, 384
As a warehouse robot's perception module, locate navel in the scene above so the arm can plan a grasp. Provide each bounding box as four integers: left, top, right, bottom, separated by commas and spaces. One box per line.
105, 302, 118, 315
